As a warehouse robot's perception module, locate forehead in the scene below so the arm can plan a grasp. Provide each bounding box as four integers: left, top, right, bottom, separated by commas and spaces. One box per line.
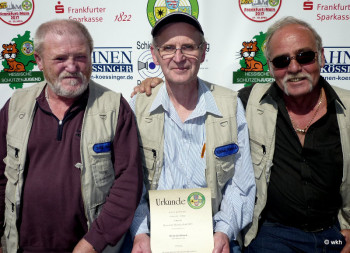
43, 32, 90, 54
269, 24, 317, 56
156, 22, 201, 44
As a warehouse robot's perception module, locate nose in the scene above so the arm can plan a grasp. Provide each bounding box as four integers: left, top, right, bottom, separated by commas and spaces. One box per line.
287, 58, 302, 73
172, 48, 186, 62
65, 57, 79, 72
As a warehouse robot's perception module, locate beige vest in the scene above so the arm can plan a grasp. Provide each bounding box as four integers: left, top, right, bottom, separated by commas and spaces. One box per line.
3, 81, 122, 252
134, 80, 239, 214
243, 83, 350, 246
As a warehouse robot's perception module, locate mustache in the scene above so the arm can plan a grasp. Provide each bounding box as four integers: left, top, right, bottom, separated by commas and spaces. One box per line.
285, 73, 311, 80
59, 72, 84, 79
282, 73, 313, 95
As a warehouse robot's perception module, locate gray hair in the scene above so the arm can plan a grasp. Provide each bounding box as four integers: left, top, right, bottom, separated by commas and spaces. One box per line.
34, 19, 93, 56
264, 16, 323, 64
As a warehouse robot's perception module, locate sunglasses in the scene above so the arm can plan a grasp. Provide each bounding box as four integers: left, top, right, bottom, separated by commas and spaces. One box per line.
270, 51, 317, 68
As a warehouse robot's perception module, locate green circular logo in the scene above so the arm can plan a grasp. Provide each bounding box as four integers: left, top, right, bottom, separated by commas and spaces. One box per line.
187, 192, 205, 209
22, 0, 33, 11
21, 41, 34, 56
269, 0, 280, 7
147, 0, 199, 27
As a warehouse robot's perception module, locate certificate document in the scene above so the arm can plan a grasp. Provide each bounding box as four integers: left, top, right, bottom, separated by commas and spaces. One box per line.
149, 188, 214, 253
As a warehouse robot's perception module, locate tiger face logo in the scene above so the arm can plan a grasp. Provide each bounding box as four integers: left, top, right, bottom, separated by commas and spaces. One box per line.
240, 40, 264, 72
1, 43, 35, 72
2, 43, 26, 72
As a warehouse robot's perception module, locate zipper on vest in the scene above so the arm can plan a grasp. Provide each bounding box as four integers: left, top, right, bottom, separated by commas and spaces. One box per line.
141, 146, 157, 159
250, 139, 266, 155
14, 148, 19, 158
140, 146, 159, 189
8, 144, 20, 158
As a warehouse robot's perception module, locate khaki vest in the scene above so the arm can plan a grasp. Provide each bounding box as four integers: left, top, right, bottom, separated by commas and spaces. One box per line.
3, 80, 122, 252
243, 83, 350, 246
134, 80, 239, 214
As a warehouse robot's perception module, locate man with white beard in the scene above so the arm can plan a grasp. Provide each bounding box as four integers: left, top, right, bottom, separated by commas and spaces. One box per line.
0, 19, 143, 253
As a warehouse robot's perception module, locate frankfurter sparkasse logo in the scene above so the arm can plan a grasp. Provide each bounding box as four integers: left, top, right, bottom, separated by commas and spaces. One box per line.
147, 0, 199, 27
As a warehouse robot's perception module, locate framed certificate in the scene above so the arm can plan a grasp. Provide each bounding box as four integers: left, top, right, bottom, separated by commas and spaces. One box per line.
149, 188, 214, 253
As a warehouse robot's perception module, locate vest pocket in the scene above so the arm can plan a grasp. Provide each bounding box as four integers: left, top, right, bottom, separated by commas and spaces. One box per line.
4, 142, 20, 182
4, 196, 15, 239
90, 152, 114, 188
249, 138, 265, 179
4, 140, 20, 204
215, 154, 235, 188
140, 146, 158, 189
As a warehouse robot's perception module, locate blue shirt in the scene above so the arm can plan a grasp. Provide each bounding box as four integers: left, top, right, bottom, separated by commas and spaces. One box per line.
129, 79, 255, 241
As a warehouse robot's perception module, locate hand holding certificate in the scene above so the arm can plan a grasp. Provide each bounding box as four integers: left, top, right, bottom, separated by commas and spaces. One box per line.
149, 188, 214, 253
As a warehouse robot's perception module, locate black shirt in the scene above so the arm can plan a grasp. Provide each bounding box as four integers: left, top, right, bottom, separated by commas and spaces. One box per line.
239, 77, 343, 230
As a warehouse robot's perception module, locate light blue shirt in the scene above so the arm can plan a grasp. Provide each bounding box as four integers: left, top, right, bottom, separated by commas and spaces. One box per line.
129, 79, 255, 241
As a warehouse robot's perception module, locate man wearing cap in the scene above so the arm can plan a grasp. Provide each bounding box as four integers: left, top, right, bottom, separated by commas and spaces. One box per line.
128, 12, 255, 253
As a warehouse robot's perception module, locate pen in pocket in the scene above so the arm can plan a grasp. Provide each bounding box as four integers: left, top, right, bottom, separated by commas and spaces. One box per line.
201, 143, 206, 158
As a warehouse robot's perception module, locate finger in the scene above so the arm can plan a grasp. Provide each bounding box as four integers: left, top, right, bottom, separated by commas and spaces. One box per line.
151, 78, 163, 87
145, 78, 154, 96
131, 85, 140, 97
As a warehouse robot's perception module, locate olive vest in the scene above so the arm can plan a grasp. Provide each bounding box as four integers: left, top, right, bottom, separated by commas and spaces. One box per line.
3, 81, 123, 252
134, 80, 239, 214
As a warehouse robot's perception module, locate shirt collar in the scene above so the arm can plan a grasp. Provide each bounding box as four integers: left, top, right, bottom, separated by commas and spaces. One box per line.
149, 78, 222, 118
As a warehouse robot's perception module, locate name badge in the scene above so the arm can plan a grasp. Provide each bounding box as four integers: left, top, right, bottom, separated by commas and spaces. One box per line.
93, 142, 111, 153
214, 143, 239, 157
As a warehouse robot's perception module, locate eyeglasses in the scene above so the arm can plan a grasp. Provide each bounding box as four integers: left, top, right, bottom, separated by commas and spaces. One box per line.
270, 51, 317, 68
156, 42, 204, 59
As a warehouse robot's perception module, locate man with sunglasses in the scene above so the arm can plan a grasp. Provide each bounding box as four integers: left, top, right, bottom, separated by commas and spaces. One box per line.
128, 12, 256, 253
239, 16, 350, 253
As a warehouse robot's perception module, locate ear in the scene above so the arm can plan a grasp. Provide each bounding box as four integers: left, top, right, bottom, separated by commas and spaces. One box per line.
320, 48, 325, 68
34, 52, 44, 71
199, 43, 207, 63
267, 62, 274, 78
150, 45, 160, 65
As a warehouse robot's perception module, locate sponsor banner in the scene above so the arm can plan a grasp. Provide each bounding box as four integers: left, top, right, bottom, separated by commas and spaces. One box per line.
0, 0, 350, 107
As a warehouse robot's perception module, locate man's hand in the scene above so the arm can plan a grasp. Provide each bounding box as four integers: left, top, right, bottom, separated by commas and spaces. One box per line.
131, 77, 163, 98
212, 232, 230, 253
131, 233, 151, 253
341, 229, 350, 253
72, 238, 96, 253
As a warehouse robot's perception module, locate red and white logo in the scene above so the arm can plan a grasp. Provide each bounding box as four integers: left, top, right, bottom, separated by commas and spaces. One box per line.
55, 1, 64, 14
239, 0, 282, 23
0, 0, 34, 26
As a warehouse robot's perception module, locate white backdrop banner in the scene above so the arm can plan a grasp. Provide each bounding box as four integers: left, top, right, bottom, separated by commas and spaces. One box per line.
1, 0, 349, 107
